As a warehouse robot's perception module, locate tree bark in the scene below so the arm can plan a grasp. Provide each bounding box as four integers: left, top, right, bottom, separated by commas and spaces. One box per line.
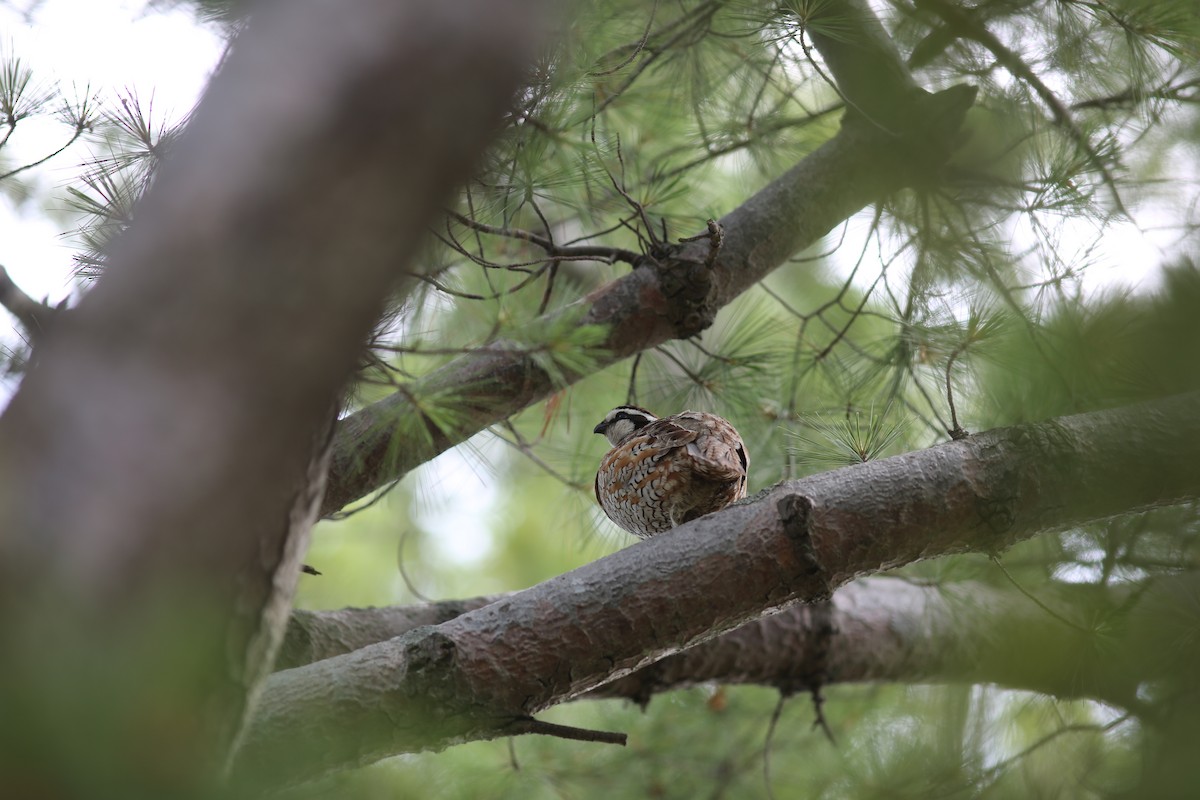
234, 392, 1200, 787
0, 0, 551, 793
278, 577, 1146, 711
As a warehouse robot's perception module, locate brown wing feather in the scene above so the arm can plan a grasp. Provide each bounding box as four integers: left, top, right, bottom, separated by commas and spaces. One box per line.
669, 411, 747, 484
634, 419, 699, 449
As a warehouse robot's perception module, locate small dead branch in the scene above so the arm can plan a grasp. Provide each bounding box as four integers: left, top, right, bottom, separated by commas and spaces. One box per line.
679, 218, 724, 270
945, 343, 969, 440
506, 717, 628, 746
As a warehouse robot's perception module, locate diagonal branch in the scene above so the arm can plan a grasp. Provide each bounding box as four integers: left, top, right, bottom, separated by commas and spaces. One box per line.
446, 210, 642, 265
323, 15, 978, 513
915, 0, 1132, 217
796, 0, 923, 132
236, 392, 1200, 787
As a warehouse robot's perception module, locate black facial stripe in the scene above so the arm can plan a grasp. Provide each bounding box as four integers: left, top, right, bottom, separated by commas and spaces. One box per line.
614, 410, 651, 428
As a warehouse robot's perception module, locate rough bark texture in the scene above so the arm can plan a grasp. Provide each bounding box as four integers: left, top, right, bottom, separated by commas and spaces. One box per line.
235, 393, 1200, 786
0, 0, 551, 792
279, 578, 1144, 710
592, 578, 1138, 707
278, 597, 500, 671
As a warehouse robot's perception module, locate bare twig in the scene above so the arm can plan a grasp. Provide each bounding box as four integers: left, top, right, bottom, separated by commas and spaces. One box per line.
944, 342, 969, 440
762, 693, 786, 800
589, 0, 659, 77
605, 134, 661, 253
809, 684, 836, 744
397, 527, 434, 602
0, 125, 88, 183
493, 421, 590, 491
990, 556, 1094, 634
1072, 74, 1200, 111
678, 218, 724, 270
626, 352, 643, 405
507, 738, 520, 771
447, 210, 641, 265
506, 717, 628, 746
979, 715, 1132, 786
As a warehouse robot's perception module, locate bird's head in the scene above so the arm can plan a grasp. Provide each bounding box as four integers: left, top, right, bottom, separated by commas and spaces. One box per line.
593, 406, 657, 446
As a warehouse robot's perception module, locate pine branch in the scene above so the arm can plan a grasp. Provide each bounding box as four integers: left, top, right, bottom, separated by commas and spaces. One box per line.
796, 0, 922, 132
322, 9, 979, 513
278, 577, 1140, 708
0, 124, 87, 182
915, 0, 1132, 218
235, 392, 1200, 787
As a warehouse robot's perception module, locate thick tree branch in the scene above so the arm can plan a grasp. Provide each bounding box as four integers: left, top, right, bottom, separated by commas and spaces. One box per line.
236, 392, 1200, 786
324, 121, 899, 512
277, 596, 500, 671
0, 0, 553, 792
279, 578, 1145, 711
592, 578, 1139, 707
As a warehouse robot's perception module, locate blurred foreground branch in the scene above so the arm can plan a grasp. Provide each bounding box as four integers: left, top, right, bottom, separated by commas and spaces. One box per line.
0, 0, 553, 793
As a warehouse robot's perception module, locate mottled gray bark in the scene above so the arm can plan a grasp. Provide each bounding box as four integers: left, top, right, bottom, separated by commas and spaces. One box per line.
236, 393, 1200, 787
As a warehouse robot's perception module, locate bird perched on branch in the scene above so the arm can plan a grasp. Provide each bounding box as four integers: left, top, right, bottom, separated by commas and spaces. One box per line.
593, 406, 749, 539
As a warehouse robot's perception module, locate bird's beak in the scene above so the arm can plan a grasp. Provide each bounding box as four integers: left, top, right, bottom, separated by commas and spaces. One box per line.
592, 421, 607, 435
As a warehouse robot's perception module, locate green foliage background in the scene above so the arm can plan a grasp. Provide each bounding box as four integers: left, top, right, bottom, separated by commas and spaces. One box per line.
5, 0, 1200, 796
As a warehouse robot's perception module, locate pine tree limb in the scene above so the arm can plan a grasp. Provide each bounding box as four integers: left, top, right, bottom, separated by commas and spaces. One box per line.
323, 17, 978, 513
279, 577, 1141, 709
236, 392, 1200, 787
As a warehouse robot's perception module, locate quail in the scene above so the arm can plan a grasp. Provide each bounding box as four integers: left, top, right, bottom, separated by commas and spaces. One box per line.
593, 406, 749, 538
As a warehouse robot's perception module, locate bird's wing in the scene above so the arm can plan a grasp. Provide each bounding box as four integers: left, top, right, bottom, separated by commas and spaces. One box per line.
635, 418, 699, 450
672, 412, 748, 483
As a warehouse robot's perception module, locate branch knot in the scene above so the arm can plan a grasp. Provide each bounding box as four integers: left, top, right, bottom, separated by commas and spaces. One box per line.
777, 493, 829, 598
655, 254, 716, 338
